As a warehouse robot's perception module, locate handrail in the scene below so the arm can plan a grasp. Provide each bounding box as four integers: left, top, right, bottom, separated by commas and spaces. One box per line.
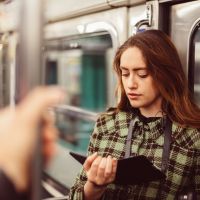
132, 19, 149, 35
132, 4, 152, 35
53, 105, 98, 122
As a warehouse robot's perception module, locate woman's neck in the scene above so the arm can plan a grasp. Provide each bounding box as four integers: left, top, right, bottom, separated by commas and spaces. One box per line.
139, 96, 164, 118
140, 110, 165, 118
139, 109, 164, 118
139, 105, 164, 118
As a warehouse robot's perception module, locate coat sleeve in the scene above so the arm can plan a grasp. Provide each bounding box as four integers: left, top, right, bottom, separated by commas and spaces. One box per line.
68, 118, 101, 200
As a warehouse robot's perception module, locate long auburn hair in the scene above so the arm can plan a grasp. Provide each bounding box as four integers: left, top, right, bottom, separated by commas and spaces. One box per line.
113, 29, 200, 128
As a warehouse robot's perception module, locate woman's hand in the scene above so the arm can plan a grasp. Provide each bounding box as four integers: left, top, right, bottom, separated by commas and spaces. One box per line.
41, 111, 58, 166
84, 153, 117, 187
83, 152, 117, 200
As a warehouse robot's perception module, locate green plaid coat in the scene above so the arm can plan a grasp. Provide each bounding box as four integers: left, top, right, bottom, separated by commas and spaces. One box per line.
69, 110, 200, 199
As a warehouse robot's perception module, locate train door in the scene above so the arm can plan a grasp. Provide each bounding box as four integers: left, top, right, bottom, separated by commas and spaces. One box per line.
42, 7, 128, 197
169, 1, 200, 106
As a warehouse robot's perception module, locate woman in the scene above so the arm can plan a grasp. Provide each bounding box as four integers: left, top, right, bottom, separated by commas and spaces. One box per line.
69, 30, 200, 199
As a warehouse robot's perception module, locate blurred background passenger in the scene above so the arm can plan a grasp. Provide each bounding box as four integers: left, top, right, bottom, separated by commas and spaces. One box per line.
0, 86, 65, 200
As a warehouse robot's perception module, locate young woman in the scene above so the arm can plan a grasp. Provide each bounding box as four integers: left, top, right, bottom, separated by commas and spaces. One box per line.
69, 30, 200, 199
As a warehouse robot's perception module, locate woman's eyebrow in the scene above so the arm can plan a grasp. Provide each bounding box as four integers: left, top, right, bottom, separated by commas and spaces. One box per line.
120, 66, 147, 71
120, 66, 129, 70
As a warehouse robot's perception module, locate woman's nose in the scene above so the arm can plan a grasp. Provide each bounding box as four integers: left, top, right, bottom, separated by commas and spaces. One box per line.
127, 75, 138, 89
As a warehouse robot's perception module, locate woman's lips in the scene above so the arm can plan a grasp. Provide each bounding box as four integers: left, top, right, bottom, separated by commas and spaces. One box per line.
128, 93, 142, 100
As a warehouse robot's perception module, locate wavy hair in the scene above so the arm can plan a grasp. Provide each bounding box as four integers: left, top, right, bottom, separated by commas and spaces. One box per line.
113, 29, 200, 128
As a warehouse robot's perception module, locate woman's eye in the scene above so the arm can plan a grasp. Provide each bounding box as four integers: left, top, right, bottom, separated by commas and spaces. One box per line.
122, 73, 129, 77
138, 74, 148, 78
137, 70, 148, 78
121, 71, 129, 77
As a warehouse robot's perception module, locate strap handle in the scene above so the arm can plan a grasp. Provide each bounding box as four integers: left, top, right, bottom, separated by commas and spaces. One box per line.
124, 118, 138, 158
161, 117, 172, 173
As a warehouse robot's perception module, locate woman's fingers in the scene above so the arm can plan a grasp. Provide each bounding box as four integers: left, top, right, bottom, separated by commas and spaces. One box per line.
104, 156, 112, 179
83, 152, 98, 171
96, 157, 107, 183
89, 156, 102, 180
109, 158, 118, 182
85, 154, 118, 186
42, 121, 58, 165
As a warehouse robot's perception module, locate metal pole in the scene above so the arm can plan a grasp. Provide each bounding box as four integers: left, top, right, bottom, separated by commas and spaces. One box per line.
18, 0, 44, 200
18, 0, 43, 97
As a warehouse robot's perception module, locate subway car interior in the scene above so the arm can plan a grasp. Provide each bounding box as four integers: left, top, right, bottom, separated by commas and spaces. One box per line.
0, 0, 200, 199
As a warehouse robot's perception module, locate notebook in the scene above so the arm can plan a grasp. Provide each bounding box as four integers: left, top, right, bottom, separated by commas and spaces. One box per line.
69, 151, 166, 185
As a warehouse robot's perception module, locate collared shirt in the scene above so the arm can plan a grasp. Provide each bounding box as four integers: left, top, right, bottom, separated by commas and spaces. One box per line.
69, 110, 200, 200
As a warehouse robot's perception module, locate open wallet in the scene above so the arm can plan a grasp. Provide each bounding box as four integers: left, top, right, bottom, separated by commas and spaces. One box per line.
69, 151, 166, 185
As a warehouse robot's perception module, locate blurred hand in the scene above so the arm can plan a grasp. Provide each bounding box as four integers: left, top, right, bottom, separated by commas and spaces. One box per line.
41, 110, 58, 166
83, 152, 117, 187
0, 86, 65, 191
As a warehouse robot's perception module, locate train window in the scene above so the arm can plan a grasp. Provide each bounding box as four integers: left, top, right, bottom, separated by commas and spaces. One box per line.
189, 23, 200, 106
43, 32, 113, 194
44, 33, 112, 112
55, 111, 96, 154
193, 29, 200, 106
44, 113, 96, 193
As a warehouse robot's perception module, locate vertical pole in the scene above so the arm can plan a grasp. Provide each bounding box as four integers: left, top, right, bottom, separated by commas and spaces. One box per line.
17, 0, 44, 97
0, 37, 4, 107
8, 33, 17, 108
17, 0, 44, 200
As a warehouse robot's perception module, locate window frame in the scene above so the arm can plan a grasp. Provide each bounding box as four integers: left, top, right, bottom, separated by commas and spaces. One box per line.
188, 19, 200, 103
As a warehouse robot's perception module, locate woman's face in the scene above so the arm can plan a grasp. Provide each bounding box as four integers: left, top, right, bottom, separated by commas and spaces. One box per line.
120, 47, 162, 116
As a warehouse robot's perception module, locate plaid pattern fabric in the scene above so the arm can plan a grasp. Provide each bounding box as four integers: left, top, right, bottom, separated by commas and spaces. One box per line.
69, 110, 200, 200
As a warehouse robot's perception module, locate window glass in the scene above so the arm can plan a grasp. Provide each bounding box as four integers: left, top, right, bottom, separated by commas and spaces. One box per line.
193, 28, 200, 106
56, 112, 95, 154
44, 33, 112, 112
45, 113, 95, 189
43, 32, 112, 170
43, 32, 113, 190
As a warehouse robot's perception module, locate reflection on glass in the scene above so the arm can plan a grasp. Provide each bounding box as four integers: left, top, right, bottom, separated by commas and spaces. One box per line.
43, 33, 113, 191
44, 113, 96, 190
44, 33, 112, 151
43, 33, 113, 152
193, 29, 200, 106
44, 33, 112, 112
56, 112, 95, 154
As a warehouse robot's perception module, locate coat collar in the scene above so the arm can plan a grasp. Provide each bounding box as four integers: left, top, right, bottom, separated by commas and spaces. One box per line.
112, 110, 199, 149
115, 110, 163, 138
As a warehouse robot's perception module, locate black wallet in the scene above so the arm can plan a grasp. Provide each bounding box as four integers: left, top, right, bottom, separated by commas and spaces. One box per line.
69, 151, 166, 185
